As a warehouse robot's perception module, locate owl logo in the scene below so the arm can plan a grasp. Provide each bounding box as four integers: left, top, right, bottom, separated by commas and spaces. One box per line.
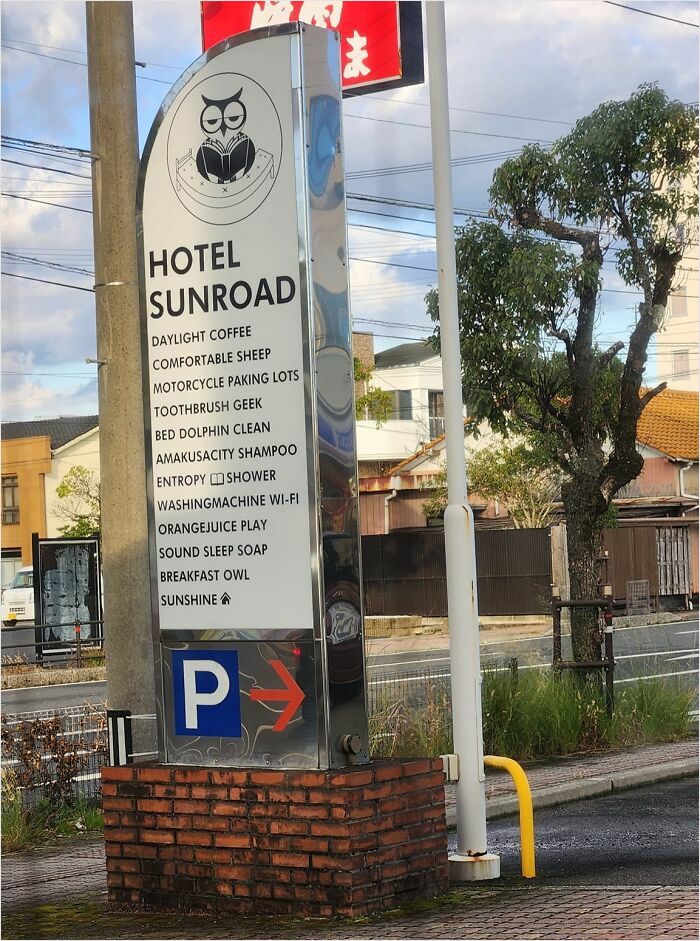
170, 70, 281, 225
195, 89, 256, 185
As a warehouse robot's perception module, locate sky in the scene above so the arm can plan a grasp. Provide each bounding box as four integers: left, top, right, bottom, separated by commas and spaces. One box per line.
1, 0, 698, 421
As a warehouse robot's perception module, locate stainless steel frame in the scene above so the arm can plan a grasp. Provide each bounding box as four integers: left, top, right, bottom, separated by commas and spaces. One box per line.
137, 24, 368, 769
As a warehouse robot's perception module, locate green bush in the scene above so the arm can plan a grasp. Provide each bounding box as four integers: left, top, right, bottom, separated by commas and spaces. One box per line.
370, 668, 694, 761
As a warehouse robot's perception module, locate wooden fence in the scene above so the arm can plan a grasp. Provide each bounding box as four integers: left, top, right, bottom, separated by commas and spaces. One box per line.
361, 520, 696, 618
362, 528, 552, 618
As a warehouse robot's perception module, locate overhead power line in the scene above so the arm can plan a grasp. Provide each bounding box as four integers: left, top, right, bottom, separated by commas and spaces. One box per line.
2, 271, 94, 292
2, 250, 94, 277
3, 36, 184, 71
603, 1, 699, 28
0, 42, 172, 84
1, 157, 92, 179
346, 148, 523, 180
369, 94, 572, 126
344, 112, 553, 144
1, 192, 92, 213
347, 192, 492, 219
1, 135, 92, 158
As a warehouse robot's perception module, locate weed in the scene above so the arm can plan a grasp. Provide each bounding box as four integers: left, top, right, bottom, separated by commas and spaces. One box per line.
370, 667, 694, 761
2, 768, 103, 853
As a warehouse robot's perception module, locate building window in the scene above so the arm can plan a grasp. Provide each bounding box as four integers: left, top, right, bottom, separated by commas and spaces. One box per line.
669, 288, 687, 318
673, 350, 690, 378
428, 390, 445, 439
2, 476, 19, 525
389, 390, 412, 420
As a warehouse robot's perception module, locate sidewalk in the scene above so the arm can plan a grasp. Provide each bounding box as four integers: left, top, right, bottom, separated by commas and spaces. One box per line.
366, 608, 698, 660
459, 738, 699, 822
5, 885, 697, 940
3, 739, 697, 938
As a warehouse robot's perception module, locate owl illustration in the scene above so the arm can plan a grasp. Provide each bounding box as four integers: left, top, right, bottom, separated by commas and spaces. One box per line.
195, 89, 256, 185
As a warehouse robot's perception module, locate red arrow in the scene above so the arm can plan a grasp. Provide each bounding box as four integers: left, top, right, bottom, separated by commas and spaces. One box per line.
249, 659, 305, 732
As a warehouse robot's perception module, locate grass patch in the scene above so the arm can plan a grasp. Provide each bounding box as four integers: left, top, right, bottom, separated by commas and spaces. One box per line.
370, 668, 694, 761
2, 665, 106, 689
1, 780, 103, 854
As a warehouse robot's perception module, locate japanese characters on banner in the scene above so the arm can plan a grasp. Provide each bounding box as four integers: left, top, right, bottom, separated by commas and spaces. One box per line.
201, 1, 423, 94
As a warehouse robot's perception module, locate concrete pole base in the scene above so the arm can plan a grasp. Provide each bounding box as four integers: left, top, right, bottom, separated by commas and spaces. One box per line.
449, 852, 501, 882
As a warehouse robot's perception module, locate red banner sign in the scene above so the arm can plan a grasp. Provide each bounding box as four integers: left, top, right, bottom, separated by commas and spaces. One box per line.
201, 2, 423, 95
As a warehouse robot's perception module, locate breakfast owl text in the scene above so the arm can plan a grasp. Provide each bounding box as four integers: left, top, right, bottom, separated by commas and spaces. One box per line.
147, 239, 296, 318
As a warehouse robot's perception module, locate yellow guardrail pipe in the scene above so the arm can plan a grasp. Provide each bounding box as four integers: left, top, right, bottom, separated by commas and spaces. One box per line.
484, 755, 536, 878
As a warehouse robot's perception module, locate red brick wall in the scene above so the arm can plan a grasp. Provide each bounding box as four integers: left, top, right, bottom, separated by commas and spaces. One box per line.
102, 759, 448, 918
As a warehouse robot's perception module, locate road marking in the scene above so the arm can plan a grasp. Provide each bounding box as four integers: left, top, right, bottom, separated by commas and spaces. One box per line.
1, 679, 105, 692
614, 647, 698, 662
368, 661, 547, 685
481, 633, 551, 646
367, 672, 452, 687
370, 647, 699, 671
369, 656, 451, 669
479, 620, 699, 649
617, 668, 699, 683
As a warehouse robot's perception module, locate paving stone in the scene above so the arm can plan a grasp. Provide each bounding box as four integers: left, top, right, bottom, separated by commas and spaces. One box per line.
2, 740, 698, 939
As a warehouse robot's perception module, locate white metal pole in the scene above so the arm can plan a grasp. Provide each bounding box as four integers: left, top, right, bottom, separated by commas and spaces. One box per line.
426, 0, 499, 881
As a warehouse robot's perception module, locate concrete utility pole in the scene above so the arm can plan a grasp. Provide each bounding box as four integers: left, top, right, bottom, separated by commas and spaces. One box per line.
86, 1, 156, 759
426, 1, 499, 880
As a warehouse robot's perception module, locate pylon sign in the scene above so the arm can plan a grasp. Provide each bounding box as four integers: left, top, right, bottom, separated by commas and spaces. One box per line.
138, 24, 369, 769
201, 1, 424, 96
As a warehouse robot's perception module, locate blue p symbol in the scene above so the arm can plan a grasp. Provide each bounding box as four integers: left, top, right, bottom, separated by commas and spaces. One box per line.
172, 649, 241, 738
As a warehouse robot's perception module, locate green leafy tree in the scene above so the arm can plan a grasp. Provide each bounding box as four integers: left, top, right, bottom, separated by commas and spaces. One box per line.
54, 466, 101, 538
426, 85, 698, 662
422, 443, 559, 528
354, 357, 393, 427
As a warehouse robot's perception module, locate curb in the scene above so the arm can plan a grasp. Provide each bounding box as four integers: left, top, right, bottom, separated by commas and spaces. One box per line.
446, 757, 699, 826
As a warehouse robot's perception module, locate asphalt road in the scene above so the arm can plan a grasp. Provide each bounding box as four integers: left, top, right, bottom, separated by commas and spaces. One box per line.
1, 618, 697, 716
448, 777, 699, 886
370, 617, 700, 686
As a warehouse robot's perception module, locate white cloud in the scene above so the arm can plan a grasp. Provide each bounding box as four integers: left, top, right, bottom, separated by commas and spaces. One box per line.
1, 0, 696, 418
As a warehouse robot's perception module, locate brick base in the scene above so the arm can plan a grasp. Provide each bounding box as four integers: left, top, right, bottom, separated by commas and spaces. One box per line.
102, 759, 448, 918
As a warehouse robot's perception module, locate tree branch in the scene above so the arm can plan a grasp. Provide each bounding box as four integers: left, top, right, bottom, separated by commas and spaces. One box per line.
640, 381, 667, 410
614, 196, 653, 297
596, 341, 624, 371
515, 207, 593, 248
548, 320, 574, 366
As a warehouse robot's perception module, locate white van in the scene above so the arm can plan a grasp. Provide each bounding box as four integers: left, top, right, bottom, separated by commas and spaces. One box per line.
1, 566, 35, 626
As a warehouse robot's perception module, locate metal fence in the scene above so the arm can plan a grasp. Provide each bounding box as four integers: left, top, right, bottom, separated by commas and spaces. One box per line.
1, 705, 108, 806
2, 663, 516, 806
1, 619, 104, 668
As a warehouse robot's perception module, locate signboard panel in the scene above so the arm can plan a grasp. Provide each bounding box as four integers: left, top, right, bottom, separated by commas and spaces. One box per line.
161, 639, 317, 766
32, 535, 102, 648
141, 34, 314, 636
200, 1, 423, 95
139, 24, 369, 769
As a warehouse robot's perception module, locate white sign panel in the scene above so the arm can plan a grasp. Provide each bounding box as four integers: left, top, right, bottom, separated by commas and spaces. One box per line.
140, 34, 315, 634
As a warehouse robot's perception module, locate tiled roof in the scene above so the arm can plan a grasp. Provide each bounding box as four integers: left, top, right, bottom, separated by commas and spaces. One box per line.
375, 341, 437, 368
386, 419, 471, 475
1, 415, 99, 450
637, 389, 698, 460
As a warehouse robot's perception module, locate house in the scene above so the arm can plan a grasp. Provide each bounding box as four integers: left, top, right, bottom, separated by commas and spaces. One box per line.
1, 416, 100, 585
353, 334, 452, 477
358, 420, 504, 536
359, 388, 699, 536
625, 388, 699, 501
655, 179, 699, 392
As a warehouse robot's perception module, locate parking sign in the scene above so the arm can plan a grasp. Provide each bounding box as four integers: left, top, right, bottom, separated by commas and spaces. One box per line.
172, 649, 241, 737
